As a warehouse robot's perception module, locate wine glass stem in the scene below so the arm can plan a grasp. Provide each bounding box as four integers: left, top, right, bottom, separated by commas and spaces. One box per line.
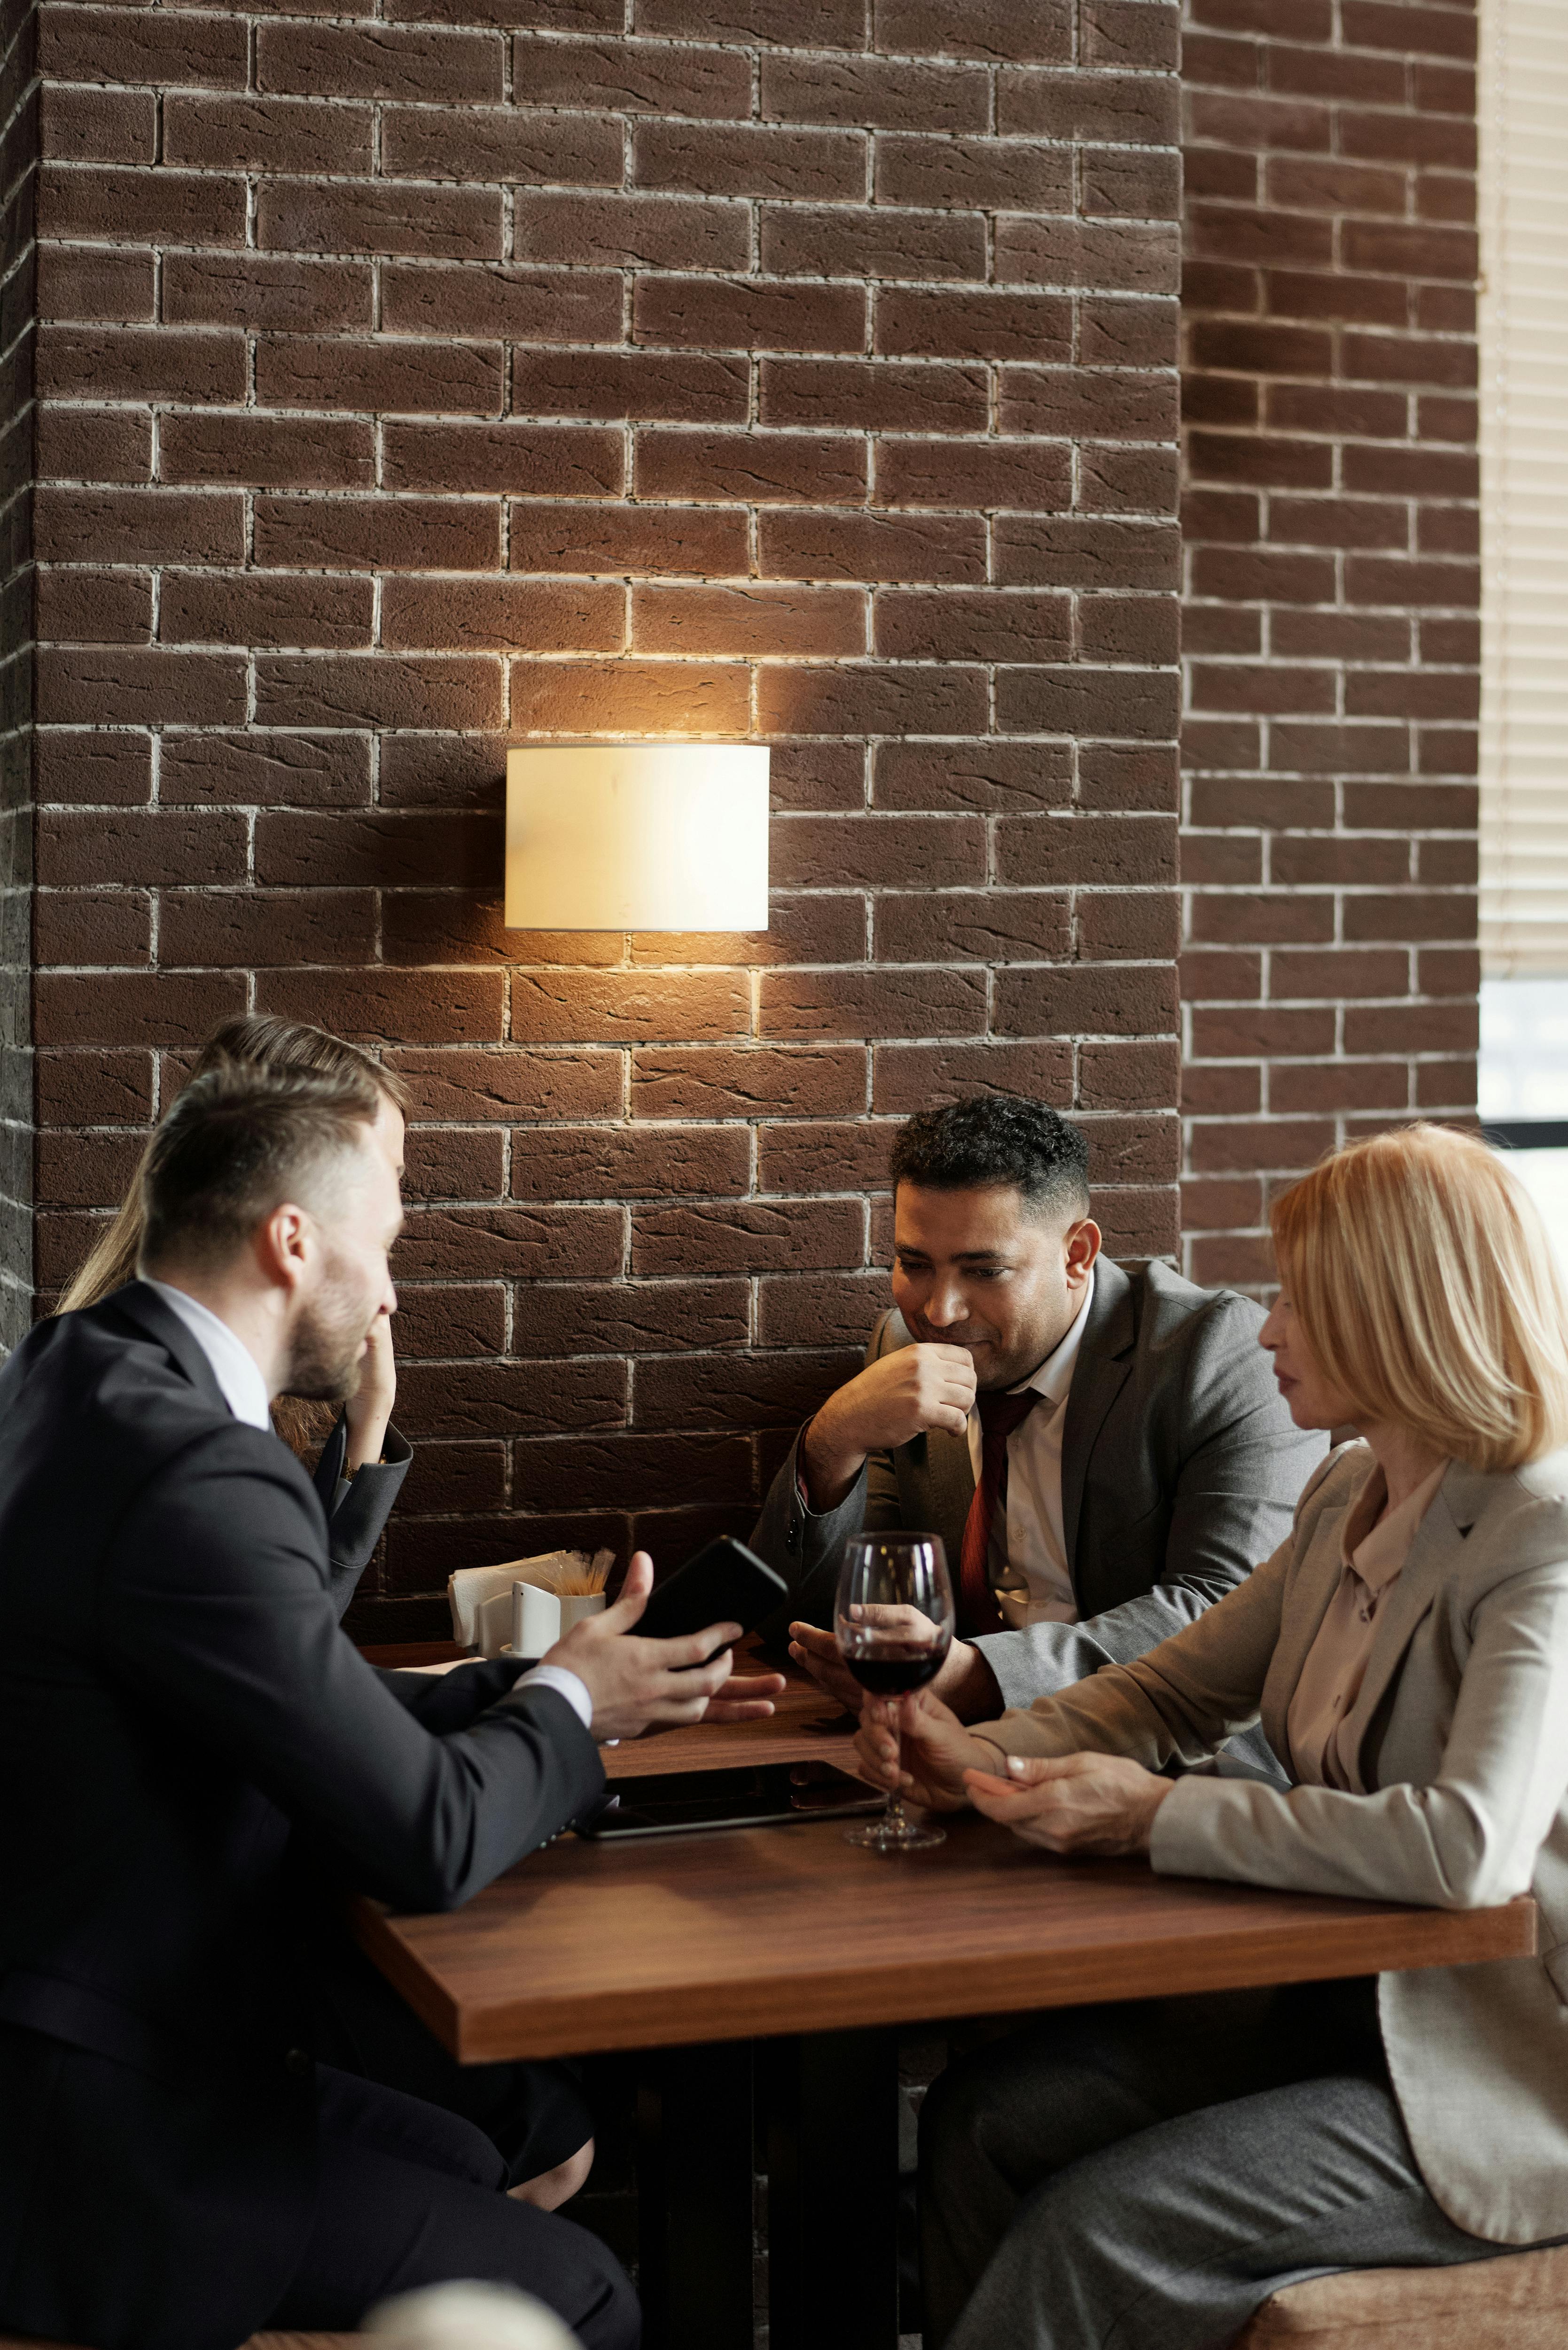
887, 1718, 907, 1835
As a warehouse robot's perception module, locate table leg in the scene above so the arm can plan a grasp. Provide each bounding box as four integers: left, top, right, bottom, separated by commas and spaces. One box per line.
765, 2026, 900, 2350
635, 2038, 756, 2350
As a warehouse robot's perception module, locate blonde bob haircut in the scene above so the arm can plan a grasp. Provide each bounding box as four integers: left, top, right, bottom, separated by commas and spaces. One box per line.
1272, 1122, 1568, 1473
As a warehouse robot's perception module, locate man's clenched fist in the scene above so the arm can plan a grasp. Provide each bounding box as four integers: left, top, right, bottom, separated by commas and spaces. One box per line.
801, 1343, 977, 1510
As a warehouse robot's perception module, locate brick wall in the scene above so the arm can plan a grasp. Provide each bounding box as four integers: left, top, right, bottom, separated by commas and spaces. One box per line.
24, 0, 1185, 1634
1178, 0, 1480, 1293
0, 0, 34, 1354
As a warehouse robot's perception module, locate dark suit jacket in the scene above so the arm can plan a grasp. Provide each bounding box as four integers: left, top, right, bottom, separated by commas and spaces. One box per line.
312, 1408, 412, 1619
0, 1282, 603, 2350
752, 1260, 1326, 1744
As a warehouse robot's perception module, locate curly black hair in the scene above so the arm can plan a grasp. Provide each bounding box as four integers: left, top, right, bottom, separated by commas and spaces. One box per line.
888, 1095, 1090, 1219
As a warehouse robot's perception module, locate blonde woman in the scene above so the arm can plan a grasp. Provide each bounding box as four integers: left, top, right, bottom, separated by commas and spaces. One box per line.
855, 1124, 1568, 2350
62, 1014, 412, 1618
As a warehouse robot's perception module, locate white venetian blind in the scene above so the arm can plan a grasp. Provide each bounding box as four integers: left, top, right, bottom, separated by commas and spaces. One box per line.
1479, 0, 1568, 979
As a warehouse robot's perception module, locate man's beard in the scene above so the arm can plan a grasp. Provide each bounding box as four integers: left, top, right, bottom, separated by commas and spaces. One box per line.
284, 1288, 371, 1404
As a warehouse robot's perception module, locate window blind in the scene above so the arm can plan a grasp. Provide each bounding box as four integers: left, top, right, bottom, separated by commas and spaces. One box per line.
1479, 0, 1568, 979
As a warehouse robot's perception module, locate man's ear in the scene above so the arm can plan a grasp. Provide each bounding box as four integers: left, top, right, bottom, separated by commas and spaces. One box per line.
1064, 1217, 1102, 1281
254, 1201, 311, 1296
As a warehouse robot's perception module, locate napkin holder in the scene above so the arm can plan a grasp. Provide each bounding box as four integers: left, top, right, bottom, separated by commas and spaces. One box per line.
512, 1582, 607, 1656
448, 1550, 613, 1659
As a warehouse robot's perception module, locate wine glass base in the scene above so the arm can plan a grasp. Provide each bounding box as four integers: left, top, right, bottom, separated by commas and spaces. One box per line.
845, 1814, 946, 1853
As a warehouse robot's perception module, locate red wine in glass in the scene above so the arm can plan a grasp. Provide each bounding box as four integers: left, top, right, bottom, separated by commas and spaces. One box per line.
833, 1533, 955, 1853
844, 1648, 948, 1698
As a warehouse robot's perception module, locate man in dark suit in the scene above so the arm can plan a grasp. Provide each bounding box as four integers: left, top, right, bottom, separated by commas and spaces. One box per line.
753, 1097, 1325, 1753
0, 1060, 755, 2350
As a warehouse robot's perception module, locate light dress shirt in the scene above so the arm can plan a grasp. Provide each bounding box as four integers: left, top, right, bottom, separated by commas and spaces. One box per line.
969, 1272, 1095, 1630
1286, 1456, 1450, 1790
145, 1280, 272, 1430
142, 1279, 593, 1732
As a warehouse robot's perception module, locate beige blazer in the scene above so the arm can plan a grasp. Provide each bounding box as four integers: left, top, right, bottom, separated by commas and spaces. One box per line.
971, 1441, 1568, 2247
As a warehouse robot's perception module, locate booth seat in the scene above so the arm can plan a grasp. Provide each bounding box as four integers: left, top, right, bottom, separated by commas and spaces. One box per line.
8, 2248, 1568, 2350
0, 2336, 356, 2349
1236, 2243, 1568, 2347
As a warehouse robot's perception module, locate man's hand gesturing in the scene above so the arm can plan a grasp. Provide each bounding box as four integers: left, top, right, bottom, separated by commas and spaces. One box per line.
801, 1344, 977, 1509
544, 1553, 748, 1743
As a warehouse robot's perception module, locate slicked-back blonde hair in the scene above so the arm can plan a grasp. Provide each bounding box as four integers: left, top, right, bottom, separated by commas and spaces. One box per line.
59, 1017, 407, 1319
58, 1017, 410, 1458
1272, 1122, 1568, 1473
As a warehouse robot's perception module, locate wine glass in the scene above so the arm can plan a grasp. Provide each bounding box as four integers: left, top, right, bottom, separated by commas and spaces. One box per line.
834, 1533, 955, 1853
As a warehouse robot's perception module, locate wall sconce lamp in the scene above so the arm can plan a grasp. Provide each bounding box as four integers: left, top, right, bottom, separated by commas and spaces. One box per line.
505, 743, 771, 932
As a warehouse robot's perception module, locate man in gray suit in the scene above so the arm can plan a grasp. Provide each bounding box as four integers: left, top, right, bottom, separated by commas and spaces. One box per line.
753, 1096, 1325, 1746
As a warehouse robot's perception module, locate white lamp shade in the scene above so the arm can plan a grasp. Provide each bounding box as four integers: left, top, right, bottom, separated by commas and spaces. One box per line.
505, 743, 769, 932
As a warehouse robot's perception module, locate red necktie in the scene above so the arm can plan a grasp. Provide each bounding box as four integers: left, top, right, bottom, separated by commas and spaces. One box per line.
957, 1387, 1040, 1637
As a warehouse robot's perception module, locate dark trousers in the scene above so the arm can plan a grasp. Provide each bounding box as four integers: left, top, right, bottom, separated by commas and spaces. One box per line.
265, 2064, 639, 2350
304, 1928, 593, 2189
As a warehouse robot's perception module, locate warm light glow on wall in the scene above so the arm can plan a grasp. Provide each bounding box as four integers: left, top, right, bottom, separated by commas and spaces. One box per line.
504, 743, 771, 932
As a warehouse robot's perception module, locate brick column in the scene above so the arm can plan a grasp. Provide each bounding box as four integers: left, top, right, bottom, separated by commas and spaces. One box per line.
1180, 0, 1479, 1292
0, 0, 34, 1352
24, 0, 1185, 1631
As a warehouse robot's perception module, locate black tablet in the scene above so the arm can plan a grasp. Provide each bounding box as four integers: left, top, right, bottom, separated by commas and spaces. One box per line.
574, 1762, 882, 1840
636, 1535, 790, 1655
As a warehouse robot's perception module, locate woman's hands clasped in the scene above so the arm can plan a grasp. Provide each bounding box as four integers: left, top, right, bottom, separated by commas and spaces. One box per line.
852, 1684, 1174, 1857
965, 1752, 1173, 1858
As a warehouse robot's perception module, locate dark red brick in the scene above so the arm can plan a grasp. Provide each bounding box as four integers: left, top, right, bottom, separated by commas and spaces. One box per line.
757, 509, 986, 585
256, 23, 503, 101
164, 96, 374, 175
511, 1126, 752, 1201
634, 275, 867, 354
382, 264, 620, 343
509, 37, 752, 118
509, 502, 749, 579
631, 584, 865, 659
630, 1046, 866, 1120
631, 1200, 866, 1277
762, 52, 989, 133
164, 255, 372, 332
39, 7, 248, 90
255, 339, 504, 417
386, 422, 622, 495
257, 179, 503, 262
633, 430, 866, 506
382, 104, 621, 187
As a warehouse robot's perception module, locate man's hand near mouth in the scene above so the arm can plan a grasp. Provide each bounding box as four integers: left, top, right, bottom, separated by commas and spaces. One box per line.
800, 1341, 978, 1512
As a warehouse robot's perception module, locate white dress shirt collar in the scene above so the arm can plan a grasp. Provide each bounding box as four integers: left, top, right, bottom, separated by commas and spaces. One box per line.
964, 1270, 1097, 1628
1011, 1268, 1096, 1407
143, 1279, 273, 1432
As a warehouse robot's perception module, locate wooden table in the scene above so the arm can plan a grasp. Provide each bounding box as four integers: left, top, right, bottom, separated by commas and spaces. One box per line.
356, 1638, 1535, 2350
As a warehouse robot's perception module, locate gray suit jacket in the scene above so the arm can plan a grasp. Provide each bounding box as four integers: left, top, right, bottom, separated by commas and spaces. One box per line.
975, 1442, 1568, 2247
751, 1259, 1326, 1739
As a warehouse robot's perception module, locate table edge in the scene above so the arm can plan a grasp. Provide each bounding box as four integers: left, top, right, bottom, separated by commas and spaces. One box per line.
354, 1890, 1537, 2065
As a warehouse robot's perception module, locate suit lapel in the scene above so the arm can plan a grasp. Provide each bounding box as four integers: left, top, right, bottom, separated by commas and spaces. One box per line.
1262, 1474, 1360, 1762
923, 1426, 976, 1563
1061, 1260, 1135, 1560
1342, 1465, 1479, 1785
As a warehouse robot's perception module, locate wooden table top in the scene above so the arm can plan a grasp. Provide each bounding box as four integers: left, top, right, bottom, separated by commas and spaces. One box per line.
352, 1792, 1537, 2066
